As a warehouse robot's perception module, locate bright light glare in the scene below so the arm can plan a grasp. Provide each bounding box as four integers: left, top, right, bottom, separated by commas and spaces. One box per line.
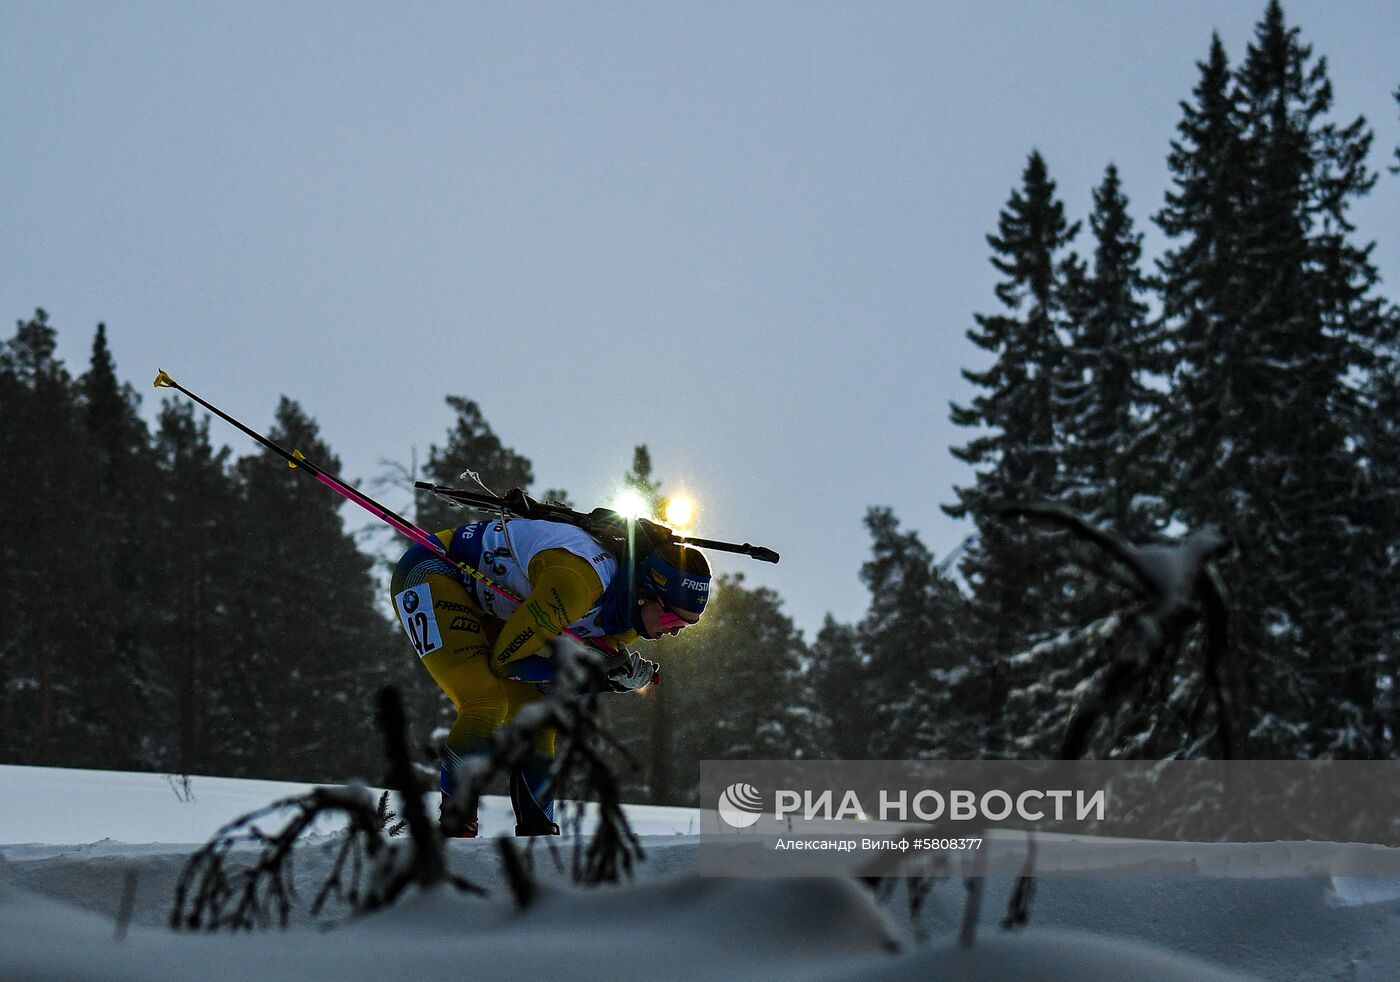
664, 493, 696, 529
612, 488, 649, 519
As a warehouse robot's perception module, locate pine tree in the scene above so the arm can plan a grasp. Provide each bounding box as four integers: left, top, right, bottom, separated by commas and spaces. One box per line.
945, 151, 1081, 755
231, 399, 402, 781
0, 314, 446, 781
622, 446, 663, 515
855, 508, 972, 757
417, 395, 534, 533
75, 323, 151, 768
662, 574, 810, 802
0, 310, 90, 763
806, 617, 869, 759
583, 444, 813, 802
146, 398, 241, 777
597, 445, 698, 803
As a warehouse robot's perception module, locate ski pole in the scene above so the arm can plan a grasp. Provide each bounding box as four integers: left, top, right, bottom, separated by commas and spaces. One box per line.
151, 370, 623, 667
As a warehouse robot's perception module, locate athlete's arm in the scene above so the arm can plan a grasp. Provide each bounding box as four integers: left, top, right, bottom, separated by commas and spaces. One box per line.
488, 549, 605, 677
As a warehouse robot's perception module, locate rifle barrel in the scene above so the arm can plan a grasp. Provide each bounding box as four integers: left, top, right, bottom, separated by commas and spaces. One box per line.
413, 482, 779, 563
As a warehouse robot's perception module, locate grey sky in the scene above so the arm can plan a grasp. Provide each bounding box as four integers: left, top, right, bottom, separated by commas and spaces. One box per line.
4, 1, 1397, 638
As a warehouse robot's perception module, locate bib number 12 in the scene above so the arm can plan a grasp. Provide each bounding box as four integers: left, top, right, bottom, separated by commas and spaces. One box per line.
395, 584, 442, 658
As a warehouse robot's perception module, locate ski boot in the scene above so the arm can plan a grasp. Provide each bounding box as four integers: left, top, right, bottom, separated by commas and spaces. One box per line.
439, 793, 479, 838
510, 765, 560, 836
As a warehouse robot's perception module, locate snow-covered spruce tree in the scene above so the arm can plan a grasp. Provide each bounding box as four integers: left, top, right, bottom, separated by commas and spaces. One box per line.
1156, 3, 1393, 756
854, 508, 974, 757
415, 394, 535, 533
945, 151, 1080, 757
1150, 32, 1260, 763
1350, 310, 1400, 745
1001, 166, 1170, 758
1057, 165, 1165, 542
992, 504, 1235, 761
1154, 34, 1248, 484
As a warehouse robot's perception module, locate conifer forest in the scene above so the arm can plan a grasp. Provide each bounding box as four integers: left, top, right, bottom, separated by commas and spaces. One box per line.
3, 2, 1398, 803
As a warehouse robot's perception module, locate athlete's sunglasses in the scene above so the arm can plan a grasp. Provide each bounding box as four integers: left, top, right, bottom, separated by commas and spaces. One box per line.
653, 593, 700, 630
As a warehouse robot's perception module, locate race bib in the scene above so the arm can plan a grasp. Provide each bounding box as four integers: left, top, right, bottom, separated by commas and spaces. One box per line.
394, 584, 442, 658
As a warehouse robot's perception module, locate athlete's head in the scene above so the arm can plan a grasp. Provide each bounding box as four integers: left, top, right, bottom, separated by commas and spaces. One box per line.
634, 540, 711, 639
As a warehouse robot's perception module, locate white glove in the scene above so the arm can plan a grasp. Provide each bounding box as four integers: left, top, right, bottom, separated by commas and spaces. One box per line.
608, 650, 659, 692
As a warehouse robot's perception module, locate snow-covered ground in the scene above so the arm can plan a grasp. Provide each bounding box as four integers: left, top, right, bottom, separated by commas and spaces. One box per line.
4, 764, 1400, 980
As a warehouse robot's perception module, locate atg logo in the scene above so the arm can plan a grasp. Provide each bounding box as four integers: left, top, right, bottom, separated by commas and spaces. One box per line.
717, 782, 764, 829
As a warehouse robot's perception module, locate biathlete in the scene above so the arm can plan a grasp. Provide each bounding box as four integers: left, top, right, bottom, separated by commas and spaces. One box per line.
390, 514, 711, 837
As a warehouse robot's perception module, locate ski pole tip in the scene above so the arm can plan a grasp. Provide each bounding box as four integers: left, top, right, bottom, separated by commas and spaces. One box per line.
153, 369, 176, 389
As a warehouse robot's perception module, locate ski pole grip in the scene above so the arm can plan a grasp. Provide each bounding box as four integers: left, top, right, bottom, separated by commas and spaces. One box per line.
601, 651, 632, 675
747, 545, 780, 564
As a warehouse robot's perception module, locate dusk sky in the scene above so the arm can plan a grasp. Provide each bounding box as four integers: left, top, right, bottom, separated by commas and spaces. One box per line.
4, 1, 1397, 637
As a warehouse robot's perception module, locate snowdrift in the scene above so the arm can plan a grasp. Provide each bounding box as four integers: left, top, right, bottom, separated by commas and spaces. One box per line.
1, 872, 1257, 981
4, 765, 1400, 980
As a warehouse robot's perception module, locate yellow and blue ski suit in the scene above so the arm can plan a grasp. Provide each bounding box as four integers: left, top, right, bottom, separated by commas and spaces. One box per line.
389, 518, 640, 829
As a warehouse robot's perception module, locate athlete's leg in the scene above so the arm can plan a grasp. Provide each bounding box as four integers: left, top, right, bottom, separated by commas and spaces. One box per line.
503, 679, 559, 833
390, 547, 505, 835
